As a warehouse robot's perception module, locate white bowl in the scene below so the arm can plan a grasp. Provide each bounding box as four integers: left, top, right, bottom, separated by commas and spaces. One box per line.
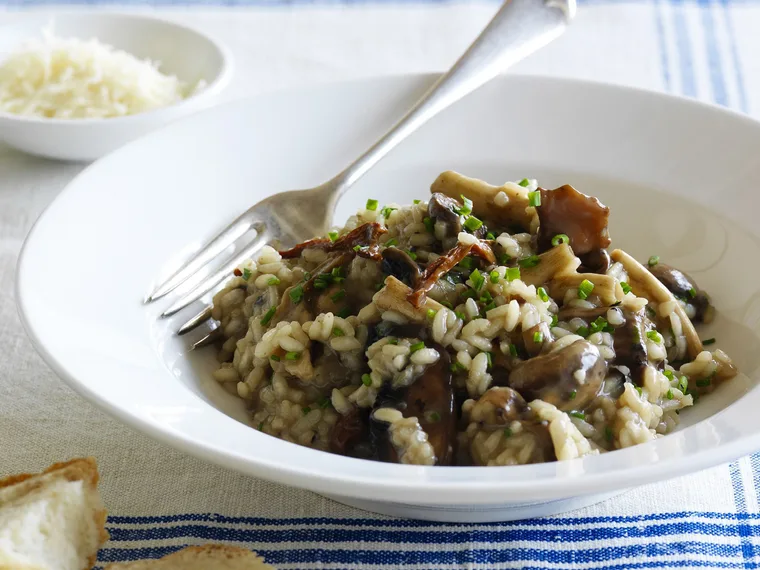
0, 13, 233, 161
16, 74, 760, 522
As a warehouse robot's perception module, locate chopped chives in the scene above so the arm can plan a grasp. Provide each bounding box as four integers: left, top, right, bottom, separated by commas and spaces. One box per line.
702, 337, 716, 346
337, 307, 351, 319
518, 255, 540, 268
328, 231, 339, 242
550, 314, 558, 328
461, 289, 476, 300
450, 362, 466, 373
407, 250, 418, 261
260, 306, 276, 326
663, 369, 675, 380
318, 396, 331, 409
242, 268, 252, 280
455, 195, 473, 216
258, 422, 264, 431
423, 217, 434, 233
384, 238, 398, 247
605, 427, 613, 441
387, 339, 399, 345
551, 234, 569, 246
578, 279, 595, 300
503, 427, 513, 438
646, 330, 662, 343
509, 344, 518, 357
678, 376, 689, 393
302, 406, 311, 415
426, 411, 441, 423
620, 281, 632, 295
569, 411, 586, 420
427, 309, 437, 319
528, 191, 541, 207
361, 374, 372, 386
497, 253, 510, 266
486, 232, 496, 240
270, 354, 281, 362
331, 289, 346, 302
590, 316, 609, 334
442, 301, 453, 309
518, 178, 530, 187
490, 270, 500, 284
533, 331, 544, 343
569, 390, 577, 400
480, 290, 493, 304
331, 267, 343, 278
381, 206, 397, 218
458, 257, 475, 270
470, 269, 485, 291
666, 389, 674, 400
288, 284, 303, 303
464, 216, 483, 232
268, 276, 281, 286
688, 287, 697, 299
332, 327, 345, 337
353, 245, 362, 252
366, 199, 378, 211
410, 341, 425, 353
455, 311, 466, 321
537, 286, 549, 302
413, 199, 421, 204
696, 377, 712, 388
285, 351, 301, 361
485, 352, 493, 369
576, 326, 590, 338
506, 267, 521, 282
647, 255, 660, 267
635, 386, 642, 396
313, 279, 329, 290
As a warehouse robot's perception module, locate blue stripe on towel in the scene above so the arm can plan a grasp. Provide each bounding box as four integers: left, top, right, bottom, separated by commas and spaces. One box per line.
699, 0, 728, 105
654, 0, 673, 91
718, 0, 750, 112
4, 0, 760, 6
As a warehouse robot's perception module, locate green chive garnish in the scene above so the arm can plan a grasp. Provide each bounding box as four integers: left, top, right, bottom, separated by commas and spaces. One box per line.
590, 316, 609, 335
455, 195, 473, 216
362, 374, 372, 386
703, 338, 716, 346
551, 234, 569, 246
648, 255, 660, 267
663, 370, 674, 381
337, 307, 351, 319
332, 327, 345, 337
503, 427, 513, 437
533, 331, 544, 343
576, 326, 590, 338
318, 396, 331, 409
518, 255, 541, 268
426, 411, 441, 423
490, 270, 500, 284
666, 389, 674, 400
242, 268, 252, 280
464, 216, 483, 232
605, 427, 613, 441
455, 311, 466, 321
260, 306, 276, 326
328, 231, 339, 242
518, 178, 530, 187
285, 351, 301, 361
570, 411, 586, 420
550, 314, 558, 328
302, 406, 311, 415
569, 390, 577, 400
486, 232, 496, 240
470, 269, 485, 291
696, 377, 712, 388
620, 281, 632, 295
485, 352, 493, 369
423, 217, 434, 233
289, 284, 304, 303
268, 276, 280, 286
506, 267, 521, 282
270, 354, 281, 362
458, 257, 474, 270
537, 286, 549, 302
688, 287, 697, 299
528, 191, 541, 207
381, 206, 397, 218
646, 330, 662, 343
413, 199, 421, 204
410, 341, 425, 353
578, 279, 594, 300
366, 199, 378, 211
678, 376, 689, 393
384, 238, 398, 247
508, 344, 518, 357
331, 290, 346, 302
258, 422, 264, 431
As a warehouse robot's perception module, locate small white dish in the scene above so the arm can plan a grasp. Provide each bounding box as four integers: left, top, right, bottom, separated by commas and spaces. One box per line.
16, 74, 760, 522
0, 13, 233, 162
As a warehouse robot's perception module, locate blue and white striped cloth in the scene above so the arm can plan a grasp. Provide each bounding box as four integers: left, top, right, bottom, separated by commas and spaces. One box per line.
1, 0, 760, 568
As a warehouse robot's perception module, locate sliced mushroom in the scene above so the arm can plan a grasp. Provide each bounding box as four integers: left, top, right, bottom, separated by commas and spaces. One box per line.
430, 171, 536, 231
402, 346, 456, 465
611, 309, 649, 383
381, 247, 422, 288
557, 306, 608, 322
330, 407, 369, 457
579, 249, 611, 274
536, 185, 611, 272
278, 222, 386, 258
428, 193, 462, 238
505, 340, 607, 411
610, 249, 703, 359
468, 387, 528, 427
373, 276, 444, 323
522, 322, 552, 357
549, 273, 624, 306
519, 243, 580, 286
648, 262, 714, 323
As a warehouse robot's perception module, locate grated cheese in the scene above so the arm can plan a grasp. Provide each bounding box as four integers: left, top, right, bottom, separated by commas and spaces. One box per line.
0, 28, 201, 119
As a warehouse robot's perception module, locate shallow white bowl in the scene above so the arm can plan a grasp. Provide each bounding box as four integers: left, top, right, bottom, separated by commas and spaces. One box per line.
16, 74, 760, 522
0, 13, 233, 161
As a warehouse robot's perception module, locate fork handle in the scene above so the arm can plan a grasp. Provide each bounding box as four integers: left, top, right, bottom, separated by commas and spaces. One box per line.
325, 0, 575, 206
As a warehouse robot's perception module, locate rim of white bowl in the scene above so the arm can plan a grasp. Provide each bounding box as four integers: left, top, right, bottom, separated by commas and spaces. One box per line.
15, 73, 760, 504
0, 12, 234, 125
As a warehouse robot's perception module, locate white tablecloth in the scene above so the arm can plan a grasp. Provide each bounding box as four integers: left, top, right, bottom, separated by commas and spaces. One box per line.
2, 1, 760, 568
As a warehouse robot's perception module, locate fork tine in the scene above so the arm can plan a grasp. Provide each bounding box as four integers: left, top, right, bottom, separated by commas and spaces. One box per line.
147, 212, 254, 303
177, 306, 213, 336
161, 230, 269, 318
190, 327, 222, 350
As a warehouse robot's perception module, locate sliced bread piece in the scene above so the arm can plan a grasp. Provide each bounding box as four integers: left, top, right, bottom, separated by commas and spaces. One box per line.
105, 545, 276, 569
0, 457, 108, 570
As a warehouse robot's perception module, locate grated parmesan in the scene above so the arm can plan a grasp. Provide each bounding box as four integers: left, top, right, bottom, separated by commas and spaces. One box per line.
0, 28, 201, 119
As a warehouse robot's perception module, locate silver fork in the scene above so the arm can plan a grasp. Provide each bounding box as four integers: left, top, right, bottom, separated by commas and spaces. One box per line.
148, 0, 575, 330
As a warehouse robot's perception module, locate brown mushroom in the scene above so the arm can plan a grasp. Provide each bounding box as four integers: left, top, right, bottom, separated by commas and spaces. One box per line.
381, 247, 422, 288
648, 262, 714, 323
428, 193, 463, 238
330, 408, 369, 457
522, 322, 552, 357
536, 185, 611, 272
373, 276, 445, 323
610, 309, 649, 383
505, 340, 607, 411
468, 387, 528, 427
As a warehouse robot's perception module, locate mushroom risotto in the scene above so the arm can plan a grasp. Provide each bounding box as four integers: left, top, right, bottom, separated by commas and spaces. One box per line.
210, 171, 738, 466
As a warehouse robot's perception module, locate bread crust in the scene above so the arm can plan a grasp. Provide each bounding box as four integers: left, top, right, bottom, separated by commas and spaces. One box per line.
105, 544, 276, 569
0, 457, 109, 570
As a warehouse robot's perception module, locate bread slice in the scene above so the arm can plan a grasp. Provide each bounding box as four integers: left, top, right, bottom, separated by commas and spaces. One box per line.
105, 545, 276, 569
0, 457, 108, 570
